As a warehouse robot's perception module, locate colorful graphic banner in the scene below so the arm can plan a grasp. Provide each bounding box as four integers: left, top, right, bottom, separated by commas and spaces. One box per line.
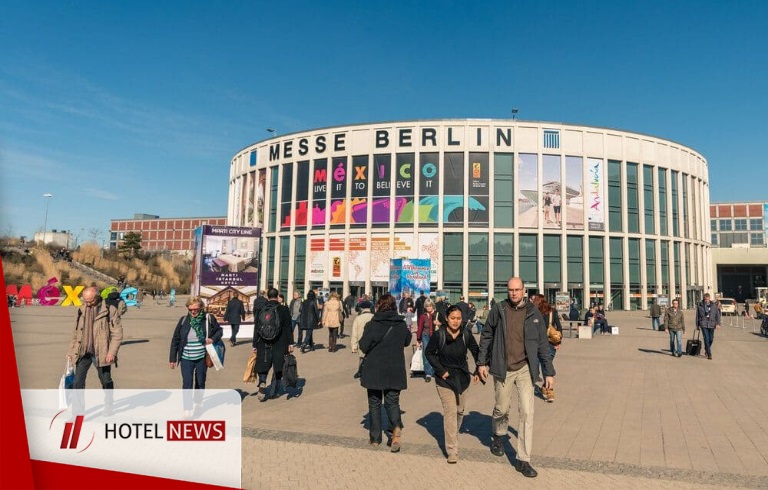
280, 162, 293, 229
418, 152, 440, 224
347, 235, 369, 282
350, 155, 369, 225
329, 158, 347, 225
389, 259, 431, 303
443, 152, 465, 225
294, 161, 309, 228
370, 234, 391, 281
309, 236, 327, 281
542, 154, 561, 229
468, 152, 489, 225
372, 154, 391, 224
395, 153, 415, 223
312, 159, 328, 226
587, 158, 606, 231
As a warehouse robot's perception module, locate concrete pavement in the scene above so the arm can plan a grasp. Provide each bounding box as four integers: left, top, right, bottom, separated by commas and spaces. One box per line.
9, 300, 768, 488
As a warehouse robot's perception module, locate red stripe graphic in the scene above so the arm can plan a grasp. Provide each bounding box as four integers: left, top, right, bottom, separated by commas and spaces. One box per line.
68, 416, 84, 449
60, 423, 73, 449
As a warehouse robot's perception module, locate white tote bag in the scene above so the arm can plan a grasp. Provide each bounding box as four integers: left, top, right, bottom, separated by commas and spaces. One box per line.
410, 347, 424, 373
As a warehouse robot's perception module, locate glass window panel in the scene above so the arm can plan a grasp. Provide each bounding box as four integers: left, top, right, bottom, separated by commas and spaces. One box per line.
608, 160, 622, 232
519, 234, 538, 283
643, 165, 655, 234
671, 171, 679, 237
626, 163, 639, 233
658, 169, 668, 235
294, 236, 306, 283
494, 233, 514, 283
567, 236, 584, 283
589, 237, 604, 284
493, 153, 514, 228
444, 152, 465, 227
269, 167, 279, 232
443, 233, 463, 282
646, 239, 656, 285
610, 238, 623, 283
468, 233, 489, 282
543, 235, 561, 283
628, 238, 640, 285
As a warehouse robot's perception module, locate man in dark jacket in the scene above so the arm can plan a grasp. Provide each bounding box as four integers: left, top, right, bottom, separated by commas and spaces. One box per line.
252, 290, 268, 322
696, 293, 721, 360
298, 290, 320, 352
456, 296, 470, 324
223, 295, 246, 346
252, 288, 293, 401
477, 277, 554, 479
650, 300, 662, 331
344, 293, 355, 317
414, 290, 427, 322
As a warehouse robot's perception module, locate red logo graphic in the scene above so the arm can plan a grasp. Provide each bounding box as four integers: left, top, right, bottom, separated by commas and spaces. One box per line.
51, 411, 94, 452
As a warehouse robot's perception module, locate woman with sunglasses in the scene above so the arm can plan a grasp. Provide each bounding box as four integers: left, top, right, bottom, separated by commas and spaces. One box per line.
169, 296, 222, 418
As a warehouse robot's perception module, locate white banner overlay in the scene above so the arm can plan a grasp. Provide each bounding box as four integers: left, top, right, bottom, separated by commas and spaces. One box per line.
22, 389, 241, 488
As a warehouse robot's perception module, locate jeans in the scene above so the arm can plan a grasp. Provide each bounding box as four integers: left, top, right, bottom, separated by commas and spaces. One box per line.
229, 324, 240, 343
652, 317, 660, 331
668, 329, 683, 356
492, 365, 535, 462
297, 329, 313, 347
421, 333, 435, 377
700, 327, 715, 356
593, 319, 608, 335
538, 344, 556, 380
71, 353, 114, 415
291, 319, 300, 341
367, 389, 403, 444
180, 357, 207, 410
328, 327, 339, 351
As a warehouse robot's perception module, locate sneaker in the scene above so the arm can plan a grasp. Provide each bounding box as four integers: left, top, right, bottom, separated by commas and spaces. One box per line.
425, 376, 432, 383
490, 435, 504, 457
447, 453, 458, 464
515, 460, 538, 478
390, 427, 402, 453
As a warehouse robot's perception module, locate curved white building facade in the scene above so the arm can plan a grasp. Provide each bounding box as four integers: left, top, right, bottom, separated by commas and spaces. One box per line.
228, 119, 712, 310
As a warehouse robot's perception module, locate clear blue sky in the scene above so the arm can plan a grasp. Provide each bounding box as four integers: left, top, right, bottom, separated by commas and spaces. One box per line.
1, 1, 766, 243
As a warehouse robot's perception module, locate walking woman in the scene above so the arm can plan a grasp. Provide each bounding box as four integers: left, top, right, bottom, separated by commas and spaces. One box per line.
416, 299, 439, 382
322, 291, 343, 352
359, 293, 411, 451
297, 290, 320, 353
530, 294, 562, 402
424, 305, 480, 464
169, 297, 222, 418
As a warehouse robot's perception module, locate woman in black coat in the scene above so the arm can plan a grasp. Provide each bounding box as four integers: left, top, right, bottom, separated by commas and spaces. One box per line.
298, 290, 320, 352
359, 293, 411, 451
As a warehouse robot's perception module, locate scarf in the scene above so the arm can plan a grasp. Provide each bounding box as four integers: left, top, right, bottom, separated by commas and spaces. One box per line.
189, 313, 205, 342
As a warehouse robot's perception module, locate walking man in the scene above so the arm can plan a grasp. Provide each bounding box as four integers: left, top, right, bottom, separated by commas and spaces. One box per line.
414, 290, 427, 324
398, 290, 415, 332
696, 293, 721, 360
664, 298, 685, 357
252, 288, 294, 400
67, 286, 123, 415
223, 294, 246, 346
477, 277, 554, 478
289, 291, 302, 340
650, 300, 662, 331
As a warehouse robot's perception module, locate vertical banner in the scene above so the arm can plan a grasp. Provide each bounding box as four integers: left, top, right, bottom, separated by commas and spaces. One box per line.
418, 152, 440, 224
587, 158, 606, 231
468, 152, 489, 225
312, 159, 328, 226
565, 156, 584, 230
246, 171, 255, 227
443, 152, 465, 225
370, 234, 391, 282
328, 234, 345, 279
395, 153, 414, 223
280, 162, 293, 229
257, 169, 266, 228
329, 157, 347, 225
418, 232, 439, 281
350, 155, 369, 226
348, 234, 369, 282
372, 154, 392, 224
389, 259, 431, 304
193, 226, 261, 325
542, 155, 562, 229
294, 161, 309, 228
309, 236, 327, 281
518, 154, 539, 228
764, 203, 768, 243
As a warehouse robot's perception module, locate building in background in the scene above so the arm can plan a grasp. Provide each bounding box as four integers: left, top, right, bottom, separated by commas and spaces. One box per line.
110, 214, 226, 254
33, 229, 73, 248
709, 202, 768, 301
228, 119, 712, 310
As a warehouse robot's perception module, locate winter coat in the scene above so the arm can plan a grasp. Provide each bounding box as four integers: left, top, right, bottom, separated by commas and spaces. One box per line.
169, 313, 223, 364
664, 307, 686, 332
223, 297, 246, 324
650, 303, 662, 318
351, 311, 374, 355
478, 299, 555, 383
253, 295, 268, 319
696, 301, 721, 329
68, 300, 123, 366
359, 310, 411, 391
253, 300, 293, 374
321, 297, 343, 328
299, 294, 320, 331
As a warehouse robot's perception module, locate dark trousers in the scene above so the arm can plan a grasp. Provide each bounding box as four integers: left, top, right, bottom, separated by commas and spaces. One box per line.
180, 358, 207, 410
328, 327, 339, 351
297, 329, 314, 346
230, 324, 240, 343
367, 389, 403, 444
700, 327, 715, 356
71, 353, 114, 415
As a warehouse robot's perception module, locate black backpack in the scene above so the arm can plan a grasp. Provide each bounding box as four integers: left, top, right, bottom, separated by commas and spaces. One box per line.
434, 327, 473, 353
257, 303, 281, 342
283, 354, 298, 388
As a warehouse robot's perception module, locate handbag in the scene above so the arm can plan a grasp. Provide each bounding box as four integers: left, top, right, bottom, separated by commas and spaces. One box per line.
357, 325, 394, 382
204, 315, 224, 370
243, 352, 257, 383
547, 312, 562, 345
58, 360, 75, 409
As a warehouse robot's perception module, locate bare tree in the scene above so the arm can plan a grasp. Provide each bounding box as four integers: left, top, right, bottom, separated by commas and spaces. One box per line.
87, 227, 104, 243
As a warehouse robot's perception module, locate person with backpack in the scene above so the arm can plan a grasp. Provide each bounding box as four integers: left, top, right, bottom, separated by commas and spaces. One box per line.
169, 296, 222, 418
298, 290, 320, 353
252, 288, 293, 401
424, 305, 480, 464
252, 290, 268, 322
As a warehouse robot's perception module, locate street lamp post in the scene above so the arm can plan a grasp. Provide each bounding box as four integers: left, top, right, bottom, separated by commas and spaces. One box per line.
266, 128, 277, 138
42, 193, 53, 245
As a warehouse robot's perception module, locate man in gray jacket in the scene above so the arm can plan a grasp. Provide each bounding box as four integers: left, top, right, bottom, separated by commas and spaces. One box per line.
477, 277, 555, 478
650, 300, 662, 331
663, 298, 685, 357
696, 293, 721, 360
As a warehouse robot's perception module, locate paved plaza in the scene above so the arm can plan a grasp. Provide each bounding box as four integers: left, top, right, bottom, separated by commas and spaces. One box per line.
9, 300, 768, 489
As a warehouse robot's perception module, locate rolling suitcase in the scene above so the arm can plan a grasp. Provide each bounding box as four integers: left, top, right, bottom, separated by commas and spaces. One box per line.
686, 329, 702, 356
